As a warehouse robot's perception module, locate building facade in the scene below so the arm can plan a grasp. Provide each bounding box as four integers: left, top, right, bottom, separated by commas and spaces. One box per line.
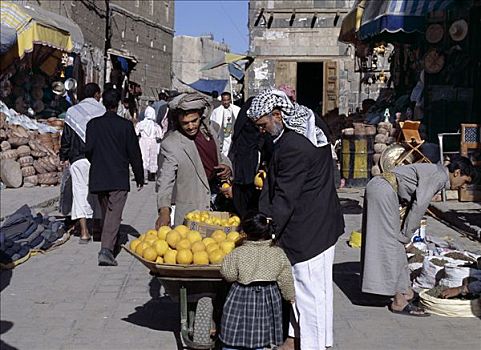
172, 35, 230, 93
247, 0, 384, 115
20, 0, 174, 101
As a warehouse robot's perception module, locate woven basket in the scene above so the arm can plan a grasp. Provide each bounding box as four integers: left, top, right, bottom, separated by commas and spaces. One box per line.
16, 145, 31, 157
18, 156, 34, 167
420, 290, 481, 317
9, 125, 29, 138
8, 137, 29, 147
0, 140, 11, 151
21, 166, 36, 177
0, 129, 6, 141
0, 149, 18, 160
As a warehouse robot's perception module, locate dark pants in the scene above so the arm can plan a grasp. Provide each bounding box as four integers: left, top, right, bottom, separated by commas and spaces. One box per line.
98, 190, 128, 251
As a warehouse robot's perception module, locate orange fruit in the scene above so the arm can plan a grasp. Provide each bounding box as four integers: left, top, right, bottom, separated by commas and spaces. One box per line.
208, 249, 225, 264
177, 249, 193, 264
166, 230, 181, 248
157, 226, 171, 240
211, 230, 226, 243
152, 240, 169, 257
193, 251, 209, 265
142, 247, 158, 261
191, 241, 206, 253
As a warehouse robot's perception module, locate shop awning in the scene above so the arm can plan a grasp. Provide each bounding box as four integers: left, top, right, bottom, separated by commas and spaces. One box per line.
338, 0, 366, 44
0, 1, 84, 57
201, 53, 253, 71
359, 0, 456, 41
188, 79, 228, 94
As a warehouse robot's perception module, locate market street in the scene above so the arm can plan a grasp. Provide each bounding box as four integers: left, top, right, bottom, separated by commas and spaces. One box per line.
0, 184, 480, 350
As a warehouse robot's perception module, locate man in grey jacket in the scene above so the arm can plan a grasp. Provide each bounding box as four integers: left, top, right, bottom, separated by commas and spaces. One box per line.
155, 93, 232, 228
361, 156, 475, 316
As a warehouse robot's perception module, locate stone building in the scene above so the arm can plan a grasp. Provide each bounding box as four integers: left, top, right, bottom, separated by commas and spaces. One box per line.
247, 0, 383, 115
172, 35, 230, 93
19, 0, 174, 101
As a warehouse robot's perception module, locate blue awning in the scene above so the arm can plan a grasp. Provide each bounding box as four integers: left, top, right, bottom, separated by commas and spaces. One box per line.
188, 79, 228, 94
0, 23, 17, 54
359, 0, 457, 40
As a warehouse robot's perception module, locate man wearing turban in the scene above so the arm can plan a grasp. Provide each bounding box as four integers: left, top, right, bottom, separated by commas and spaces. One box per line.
247, 89, 344, 350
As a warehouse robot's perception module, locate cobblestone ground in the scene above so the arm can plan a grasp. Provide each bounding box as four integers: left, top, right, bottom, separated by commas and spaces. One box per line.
0, 184, 480, 350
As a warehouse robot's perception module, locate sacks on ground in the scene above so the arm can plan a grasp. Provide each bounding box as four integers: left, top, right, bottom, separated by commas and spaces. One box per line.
414, 256, 450, 289
439, 264, 481, 288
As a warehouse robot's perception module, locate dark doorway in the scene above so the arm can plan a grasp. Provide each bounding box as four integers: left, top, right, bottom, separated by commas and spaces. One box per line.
296, 62, 323, 113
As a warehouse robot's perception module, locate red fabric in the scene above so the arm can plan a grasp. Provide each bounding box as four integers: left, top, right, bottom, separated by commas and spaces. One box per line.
194, 131, 218, 180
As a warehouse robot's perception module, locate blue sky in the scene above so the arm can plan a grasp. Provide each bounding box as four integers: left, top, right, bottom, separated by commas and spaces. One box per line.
175, 0, 249, 54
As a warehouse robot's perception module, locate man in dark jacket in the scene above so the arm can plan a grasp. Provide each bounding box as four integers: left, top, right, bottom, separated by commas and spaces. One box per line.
60, 83, 105, 243
247, 89, 344, 350
85, 89, 144, 266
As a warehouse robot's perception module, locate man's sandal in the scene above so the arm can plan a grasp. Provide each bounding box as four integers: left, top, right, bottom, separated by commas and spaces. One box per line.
389, 302, 430, 317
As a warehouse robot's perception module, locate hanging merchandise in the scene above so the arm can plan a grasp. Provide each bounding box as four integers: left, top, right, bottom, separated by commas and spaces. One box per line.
449, 19, 468, 42
425, 24, 444, 44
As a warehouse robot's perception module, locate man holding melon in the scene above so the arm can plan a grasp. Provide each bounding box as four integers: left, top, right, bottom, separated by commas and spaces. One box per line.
155, 92, 232, 229
247, 89, 344, 350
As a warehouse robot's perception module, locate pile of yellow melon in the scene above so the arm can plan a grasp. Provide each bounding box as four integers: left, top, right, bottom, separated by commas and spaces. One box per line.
185, 211, 241, 228
129, 224, 241, 265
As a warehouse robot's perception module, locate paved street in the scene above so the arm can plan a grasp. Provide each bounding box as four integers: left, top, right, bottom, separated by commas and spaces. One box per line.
1, 183, 480, 350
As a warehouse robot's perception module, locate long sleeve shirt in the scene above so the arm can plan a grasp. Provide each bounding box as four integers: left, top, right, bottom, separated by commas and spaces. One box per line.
220, 240, 295, 301
393, 163, 450, 238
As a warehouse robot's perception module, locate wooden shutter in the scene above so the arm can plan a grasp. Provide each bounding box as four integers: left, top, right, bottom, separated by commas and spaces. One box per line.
275, 61, 297, 90
323, 61, 338, 115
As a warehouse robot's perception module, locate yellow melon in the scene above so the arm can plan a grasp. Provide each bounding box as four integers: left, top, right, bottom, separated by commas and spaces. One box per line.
135, 242, 151, 256
166, 230, 181, 248
220, 240, 235, 254
211, 230, 227, 243
226, 231, 240, 242
206, 243, 220, 254
191, 241, 206, 253
155, 256, 164, 264
177, 249, 193, 264
176, 238, 191, 250
208, 249, 225, 264
187, 230, 202, 244
129, 238, 142, 251
193, 251, 209, 265
142, 247, 158, 261
152, 240, 169, 257
164, 250, 177, 264
202, 237, 216, 247
157, 226, 171, 240
174, 225, 190, 238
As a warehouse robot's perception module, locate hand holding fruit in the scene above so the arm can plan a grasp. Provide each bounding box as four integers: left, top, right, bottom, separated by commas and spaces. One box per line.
214, 164, 232, 180
155, 207, 171, 230
220, 182, 233, 199
254, 170, 266, 190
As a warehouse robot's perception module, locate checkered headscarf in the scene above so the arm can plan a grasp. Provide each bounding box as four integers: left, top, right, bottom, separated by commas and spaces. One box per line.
247, 89, 328, 148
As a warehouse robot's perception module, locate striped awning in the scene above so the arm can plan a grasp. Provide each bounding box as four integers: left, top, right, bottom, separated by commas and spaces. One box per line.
0, 1, 84, 57
359, 0, 456, 40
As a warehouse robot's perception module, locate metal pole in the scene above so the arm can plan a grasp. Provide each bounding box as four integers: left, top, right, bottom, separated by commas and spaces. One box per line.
103, 0, 111, 86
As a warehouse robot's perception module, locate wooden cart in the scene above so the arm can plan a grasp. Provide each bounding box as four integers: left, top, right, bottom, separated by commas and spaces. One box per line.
123, 246, 226, 349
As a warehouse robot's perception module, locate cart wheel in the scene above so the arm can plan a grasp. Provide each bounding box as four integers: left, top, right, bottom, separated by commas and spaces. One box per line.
193, 297, 214, 345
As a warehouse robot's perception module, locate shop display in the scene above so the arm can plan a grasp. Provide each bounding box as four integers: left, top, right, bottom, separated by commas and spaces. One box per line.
0, 114, 63, 188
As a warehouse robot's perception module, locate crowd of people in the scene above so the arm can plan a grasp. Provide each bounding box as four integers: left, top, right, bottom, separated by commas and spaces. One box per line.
59, 82, 477, 350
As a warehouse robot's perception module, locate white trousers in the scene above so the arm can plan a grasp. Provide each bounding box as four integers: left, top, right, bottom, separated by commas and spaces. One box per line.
139, 137, 159, 173
70, 159, 93, 220
288, 245, 335, 350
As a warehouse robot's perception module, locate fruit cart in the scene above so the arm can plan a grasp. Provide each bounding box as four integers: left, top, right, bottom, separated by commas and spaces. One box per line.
123, 245, 227, 350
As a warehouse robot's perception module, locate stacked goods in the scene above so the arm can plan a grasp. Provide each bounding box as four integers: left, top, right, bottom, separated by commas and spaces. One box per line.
129, 225, 243, 265
371, 121, 399, 176
0, 113, 63, 188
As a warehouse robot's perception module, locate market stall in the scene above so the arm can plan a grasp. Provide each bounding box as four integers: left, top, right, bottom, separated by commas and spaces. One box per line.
0, 1, 86, 189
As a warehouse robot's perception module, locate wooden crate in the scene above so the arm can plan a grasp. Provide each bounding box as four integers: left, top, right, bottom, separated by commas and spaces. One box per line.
184, 211, 239, 237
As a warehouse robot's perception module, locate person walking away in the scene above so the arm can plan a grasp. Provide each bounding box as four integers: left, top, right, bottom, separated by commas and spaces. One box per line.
210, 92, 240, 158
60, 83, 105, 243
361, 157, 475, 316
155, 92, 232, 228
220, 212, 295, 350
85, 89, 144, 266
136, 106, 163, 183
247, 89, 345, 350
